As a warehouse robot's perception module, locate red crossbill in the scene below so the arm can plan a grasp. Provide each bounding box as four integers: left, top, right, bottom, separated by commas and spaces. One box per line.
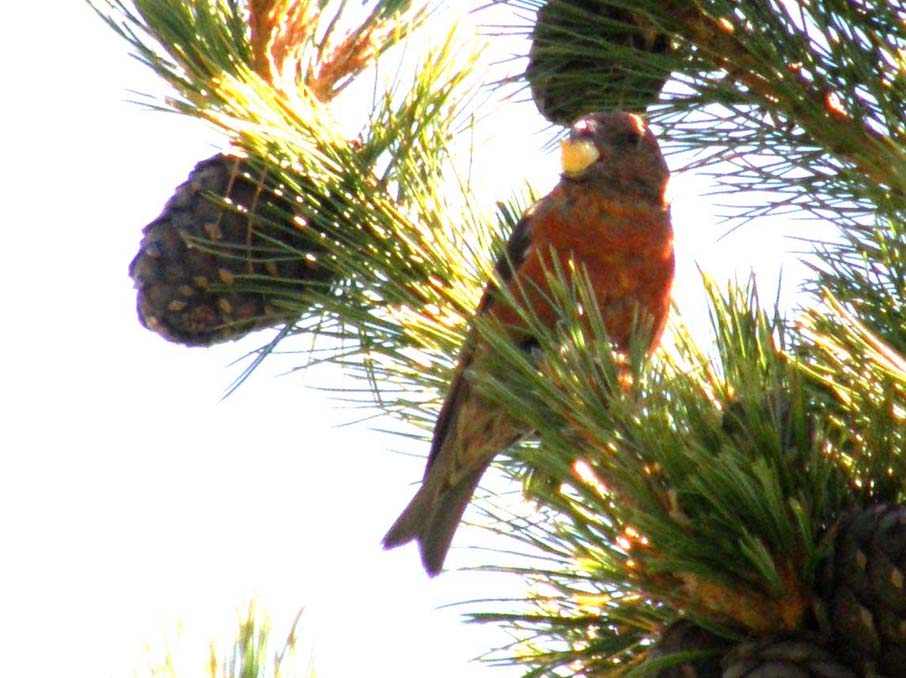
384, 111, 674, 575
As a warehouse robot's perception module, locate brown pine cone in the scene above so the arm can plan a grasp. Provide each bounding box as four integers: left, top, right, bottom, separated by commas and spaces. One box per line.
646, 619, 730, 677
129, 153, 336, 346
721, 634, 858, 678
814, 503, 906, 676
527, 0, 672, 125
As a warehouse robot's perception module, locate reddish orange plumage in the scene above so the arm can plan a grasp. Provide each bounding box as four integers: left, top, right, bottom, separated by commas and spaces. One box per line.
383, 111, 674, 575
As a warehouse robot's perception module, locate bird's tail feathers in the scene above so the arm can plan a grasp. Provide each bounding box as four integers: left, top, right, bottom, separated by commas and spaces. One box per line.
382, 467, 485, 576
382, 486, 431, 550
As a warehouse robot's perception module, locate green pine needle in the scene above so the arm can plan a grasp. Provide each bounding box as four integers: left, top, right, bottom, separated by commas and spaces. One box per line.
462, 271, 853, 671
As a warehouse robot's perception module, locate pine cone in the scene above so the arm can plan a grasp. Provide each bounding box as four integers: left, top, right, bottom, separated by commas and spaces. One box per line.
815, 503, 906, 676
129, 154, 336, 346
646, 619, 730, 678
721, 635, 858, 678
526, 0, 672, 125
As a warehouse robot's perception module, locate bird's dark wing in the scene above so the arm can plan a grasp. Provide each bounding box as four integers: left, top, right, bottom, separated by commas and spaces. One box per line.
424, 201, 540, 474
479, 203, 537, 314
381, 199, 547, 571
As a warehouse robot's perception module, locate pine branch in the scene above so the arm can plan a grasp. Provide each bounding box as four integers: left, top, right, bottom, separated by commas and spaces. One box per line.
671, 0, 905, 196
808, 213, 906, 355
797, 292, 906, 503
97, 0, 501, 392
495, 0, 906, 226
458, 271, 854, 672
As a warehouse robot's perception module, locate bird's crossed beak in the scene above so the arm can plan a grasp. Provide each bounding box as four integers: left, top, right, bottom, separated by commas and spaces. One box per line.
560, 138, 600, 176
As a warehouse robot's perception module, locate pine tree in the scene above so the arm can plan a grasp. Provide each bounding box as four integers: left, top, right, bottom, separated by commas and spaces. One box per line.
90, 0, 906, 676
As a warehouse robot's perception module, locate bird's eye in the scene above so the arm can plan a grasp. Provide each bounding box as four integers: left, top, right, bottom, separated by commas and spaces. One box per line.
621, 130, 643, 146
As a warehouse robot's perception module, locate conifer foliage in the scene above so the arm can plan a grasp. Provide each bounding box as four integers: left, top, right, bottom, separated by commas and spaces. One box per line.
91, 0, 906, 676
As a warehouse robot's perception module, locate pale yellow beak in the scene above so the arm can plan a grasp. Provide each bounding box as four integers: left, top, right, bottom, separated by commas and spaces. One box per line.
560, 138, 600, 175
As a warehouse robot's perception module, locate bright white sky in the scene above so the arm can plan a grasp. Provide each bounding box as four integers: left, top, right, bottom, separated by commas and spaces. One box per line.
2, 3, 830, 678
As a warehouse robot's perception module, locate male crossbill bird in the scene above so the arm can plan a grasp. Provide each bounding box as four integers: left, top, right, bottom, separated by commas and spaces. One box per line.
383, 111, 674, 575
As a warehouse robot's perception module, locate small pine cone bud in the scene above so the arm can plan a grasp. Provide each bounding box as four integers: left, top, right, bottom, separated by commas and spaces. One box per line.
527, 0, 672, 126
129, 154, 336, 346
815, 503, 906, 676
645, 619, 730, 677
721, 634, 858, 678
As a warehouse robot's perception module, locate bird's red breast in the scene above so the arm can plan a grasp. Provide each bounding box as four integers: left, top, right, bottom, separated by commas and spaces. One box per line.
489, 181, 674, 349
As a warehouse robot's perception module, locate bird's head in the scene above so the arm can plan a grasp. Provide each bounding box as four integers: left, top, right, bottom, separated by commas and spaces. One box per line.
560, 111, 669, 204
